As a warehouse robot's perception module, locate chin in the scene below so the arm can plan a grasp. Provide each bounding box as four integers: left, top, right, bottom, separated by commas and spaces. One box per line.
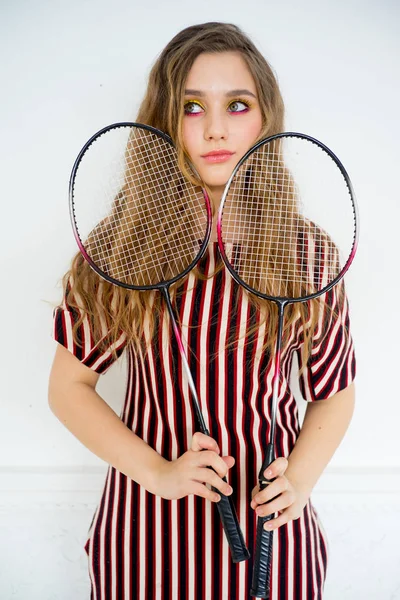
200, 172, 230, 189
206, 178, 228, 187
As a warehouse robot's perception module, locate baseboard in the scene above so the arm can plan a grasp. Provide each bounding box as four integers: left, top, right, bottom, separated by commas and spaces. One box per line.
0, 465, 399, 507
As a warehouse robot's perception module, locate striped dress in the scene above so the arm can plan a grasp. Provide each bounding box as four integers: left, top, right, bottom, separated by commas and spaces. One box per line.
53, 241, 356, 600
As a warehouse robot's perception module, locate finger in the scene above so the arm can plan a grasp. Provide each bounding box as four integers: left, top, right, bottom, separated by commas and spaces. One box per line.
195, 450, 231, 479
261, 509, 292, 531
191, 481, 222, 503
262, 457, 288, 480
251, 476, 289, 507
196, 468, 233, 497
221, 455, 235, 469
191, 432, 220, 454
251, 484, 260, 502
254, 491, 294, 518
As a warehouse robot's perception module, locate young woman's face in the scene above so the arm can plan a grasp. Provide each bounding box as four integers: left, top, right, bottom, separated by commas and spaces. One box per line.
182, 51, 263, 200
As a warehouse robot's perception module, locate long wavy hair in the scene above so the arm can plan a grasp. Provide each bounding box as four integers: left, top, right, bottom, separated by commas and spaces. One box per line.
61, 22, 329, 368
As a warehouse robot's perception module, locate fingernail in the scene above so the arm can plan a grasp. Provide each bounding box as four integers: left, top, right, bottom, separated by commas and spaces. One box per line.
264, 522, 272, 531
265, 469, 272, 477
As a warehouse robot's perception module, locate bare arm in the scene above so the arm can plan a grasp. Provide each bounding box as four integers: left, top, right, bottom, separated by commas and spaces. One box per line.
251, 383, 355, 529
48, 344, 233, 504
285, 382, 356, 494
48, 344, 168, 495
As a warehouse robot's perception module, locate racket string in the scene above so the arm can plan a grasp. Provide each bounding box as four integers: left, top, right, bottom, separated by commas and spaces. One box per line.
99, 136, 203, 278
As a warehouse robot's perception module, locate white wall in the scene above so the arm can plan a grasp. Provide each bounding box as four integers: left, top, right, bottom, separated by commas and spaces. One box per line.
1, 0, 399, 598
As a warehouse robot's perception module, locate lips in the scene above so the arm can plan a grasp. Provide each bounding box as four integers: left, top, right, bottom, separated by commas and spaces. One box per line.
201, 150, 235, 164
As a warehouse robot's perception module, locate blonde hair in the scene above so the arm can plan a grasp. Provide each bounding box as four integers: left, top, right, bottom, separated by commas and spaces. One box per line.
62, 22, 325, 367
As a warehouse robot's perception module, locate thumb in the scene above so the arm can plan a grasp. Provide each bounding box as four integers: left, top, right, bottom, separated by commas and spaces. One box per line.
191, 431, 220, 453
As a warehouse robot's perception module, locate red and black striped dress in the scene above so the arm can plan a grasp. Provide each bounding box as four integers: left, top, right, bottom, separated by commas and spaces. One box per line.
53, 242, 356, 600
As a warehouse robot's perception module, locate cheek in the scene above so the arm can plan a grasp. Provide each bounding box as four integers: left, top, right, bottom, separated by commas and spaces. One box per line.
244, 113, 263, 145
231, 112, 263, 150
182, 120, 199, 157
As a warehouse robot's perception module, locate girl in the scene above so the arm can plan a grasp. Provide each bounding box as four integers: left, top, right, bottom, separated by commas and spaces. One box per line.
49, 22, 356, 600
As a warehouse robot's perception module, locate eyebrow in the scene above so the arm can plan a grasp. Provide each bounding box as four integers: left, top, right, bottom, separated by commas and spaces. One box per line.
184, 88, 257, 99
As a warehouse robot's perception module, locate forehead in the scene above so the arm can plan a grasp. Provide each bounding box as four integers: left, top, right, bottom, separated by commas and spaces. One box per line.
185, 51, 256, 93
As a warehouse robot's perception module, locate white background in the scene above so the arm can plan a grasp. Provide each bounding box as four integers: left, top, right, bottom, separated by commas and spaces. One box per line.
1, 0, 399, 598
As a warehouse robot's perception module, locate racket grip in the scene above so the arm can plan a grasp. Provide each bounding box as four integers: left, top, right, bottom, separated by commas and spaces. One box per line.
250, 514, 274, 598
211, 475, 250, 563
250, 443, 276, 598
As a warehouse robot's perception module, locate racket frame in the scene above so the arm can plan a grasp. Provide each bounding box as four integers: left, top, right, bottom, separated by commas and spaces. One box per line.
70, 122, 212, 290
217, 131, 359, 305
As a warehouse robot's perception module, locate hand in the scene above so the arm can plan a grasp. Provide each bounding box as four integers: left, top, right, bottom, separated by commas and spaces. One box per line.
156, 432, 235, 503
250, 457, 310, 531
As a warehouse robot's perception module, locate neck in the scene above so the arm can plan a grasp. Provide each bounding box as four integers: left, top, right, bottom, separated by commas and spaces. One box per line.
209, 188, 223, 211
209, 189, 223, 242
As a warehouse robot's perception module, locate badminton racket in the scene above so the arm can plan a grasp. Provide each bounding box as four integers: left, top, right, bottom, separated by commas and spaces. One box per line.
217, 132, 358, 596
69, 122, 250, 563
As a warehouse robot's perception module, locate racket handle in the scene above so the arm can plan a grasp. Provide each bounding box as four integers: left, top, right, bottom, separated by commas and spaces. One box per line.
250, 514, 274, 598
250, 443, 275, 598
209, 470, 250, 563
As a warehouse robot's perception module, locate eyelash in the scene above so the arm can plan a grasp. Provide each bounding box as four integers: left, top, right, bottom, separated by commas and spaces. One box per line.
183, 98, 251, 116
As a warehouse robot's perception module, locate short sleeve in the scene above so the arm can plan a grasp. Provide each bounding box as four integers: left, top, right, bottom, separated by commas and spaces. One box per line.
52, 280, 127, 375
297, 280, 356, 401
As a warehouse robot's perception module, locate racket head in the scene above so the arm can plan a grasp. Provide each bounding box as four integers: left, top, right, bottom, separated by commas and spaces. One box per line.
69, 122, 211, 290
217, 132, 358, 302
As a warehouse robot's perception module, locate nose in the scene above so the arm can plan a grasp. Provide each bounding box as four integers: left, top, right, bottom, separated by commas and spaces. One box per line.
203, 109, 228, 141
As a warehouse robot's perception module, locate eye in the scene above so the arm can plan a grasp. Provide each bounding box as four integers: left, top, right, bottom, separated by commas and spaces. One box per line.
228, 100, 250, 113
184, 101, 204, 115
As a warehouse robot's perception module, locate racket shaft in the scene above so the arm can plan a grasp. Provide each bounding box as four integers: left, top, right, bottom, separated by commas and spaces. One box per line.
163, 288, 250, 563
251, 303, 285, 596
